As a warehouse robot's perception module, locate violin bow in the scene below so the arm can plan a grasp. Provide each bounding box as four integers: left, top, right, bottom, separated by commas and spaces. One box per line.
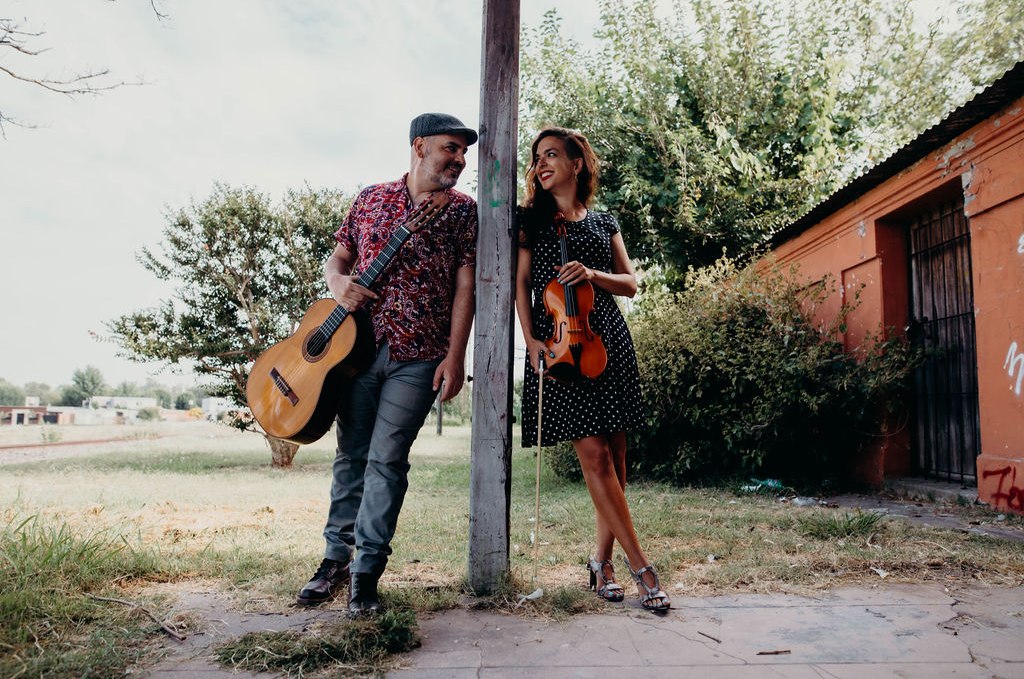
532, 350, 545, 585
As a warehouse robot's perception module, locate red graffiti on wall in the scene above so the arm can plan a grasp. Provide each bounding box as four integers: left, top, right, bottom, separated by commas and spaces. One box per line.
982, 466, 1024, 511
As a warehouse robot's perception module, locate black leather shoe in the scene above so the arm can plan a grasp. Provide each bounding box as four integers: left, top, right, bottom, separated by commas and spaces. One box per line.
296, 558, 349, 606
347, 572, 381, 616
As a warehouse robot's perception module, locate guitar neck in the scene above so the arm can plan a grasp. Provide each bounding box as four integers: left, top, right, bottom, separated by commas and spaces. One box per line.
320, 224, 414, 336
356, 225, 412, 290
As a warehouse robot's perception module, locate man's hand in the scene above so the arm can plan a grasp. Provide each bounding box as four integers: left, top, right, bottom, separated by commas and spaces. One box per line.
327, 273, 378, 312
433, 353, 466, 402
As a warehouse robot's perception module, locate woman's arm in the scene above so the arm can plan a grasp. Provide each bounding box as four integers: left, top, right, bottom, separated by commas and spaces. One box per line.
515, 247, 548, 374
555, 232, 637, 298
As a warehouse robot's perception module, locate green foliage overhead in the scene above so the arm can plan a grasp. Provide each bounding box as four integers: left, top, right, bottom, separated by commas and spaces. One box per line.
623, 256, 920, 484
521, 0, 1024, 276
106, 184, 351, 414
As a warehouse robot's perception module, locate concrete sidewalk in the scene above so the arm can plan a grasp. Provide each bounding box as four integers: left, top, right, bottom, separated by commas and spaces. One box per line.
150, 584, 1024, 678
388, 584, 1024, 678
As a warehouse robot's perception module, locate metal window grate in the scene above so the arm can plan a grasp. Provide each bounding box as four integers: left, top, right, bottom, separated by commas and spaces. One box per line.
909, 198, 981, 483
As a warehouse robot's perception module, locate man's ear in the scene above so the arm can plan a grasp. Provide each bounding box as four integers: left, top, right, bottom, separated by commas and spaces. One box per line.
412, 136, 427, 159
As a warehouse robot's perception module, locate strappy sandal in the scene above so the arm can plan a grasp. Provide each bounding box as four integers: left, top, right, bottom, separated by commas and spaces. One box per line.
622, 556, 671, 612
587, 558, 625, 602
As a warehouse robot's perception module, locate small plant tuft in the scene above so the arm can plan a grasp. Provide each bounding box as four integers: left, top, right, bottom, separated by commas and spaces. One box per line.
798, 510, 884, 539
214, 609, 420, 676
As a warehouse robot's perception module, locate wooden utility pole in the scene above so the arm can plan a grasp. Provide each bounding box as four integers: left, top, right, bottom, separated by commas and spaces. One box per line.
469, 0, 520, 593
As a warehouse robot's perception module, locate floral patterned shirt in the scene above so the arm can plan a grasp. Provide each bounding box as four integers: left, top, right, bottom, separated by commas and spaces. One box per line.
334, 174, 477, 362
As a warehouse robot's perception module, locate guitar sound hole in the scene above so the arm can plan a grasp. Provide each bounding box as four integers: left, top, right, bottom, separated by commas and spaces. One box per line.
306, 331, 328, 358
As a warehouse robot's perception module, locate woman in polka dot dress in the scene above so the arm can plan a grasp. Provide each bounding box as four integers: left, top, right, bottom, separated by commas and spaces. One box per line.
515, 127, 670, 613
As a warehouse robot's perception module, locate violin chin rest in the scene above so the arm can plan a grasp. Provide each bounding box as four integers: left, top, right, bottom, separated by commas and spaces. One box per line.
545, 362, 584, 385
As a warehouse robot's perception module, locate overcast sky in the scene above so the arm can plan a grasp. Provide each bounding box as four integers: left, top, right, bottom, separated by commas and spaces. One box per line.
0, 0, 957, 391
0, 0, 609, 390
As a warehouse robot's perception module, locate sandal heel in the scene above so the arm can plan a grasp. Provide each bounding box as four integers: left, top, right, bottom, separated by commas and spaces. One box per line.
586, 558, 625, 602
622, 556, 671, 613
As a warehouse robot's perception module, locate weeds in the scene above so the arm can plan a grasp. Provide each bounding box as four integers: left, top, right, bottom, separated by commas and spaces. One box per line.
798, 510, 884, 539
214, 609, 419, 677
0, 515, 173, 678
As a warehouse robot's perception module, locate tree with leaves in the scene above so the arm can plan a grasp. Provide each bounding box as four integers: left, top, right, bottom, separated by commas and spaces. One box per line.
0, 378, 26, 406
107, 184, 352, 466
521, 0, 1024, 280
60, 366, 107, 406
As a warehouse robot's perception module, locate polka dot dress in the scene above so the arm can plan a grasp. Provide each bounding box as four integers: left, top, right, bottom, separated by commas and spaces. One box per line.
520, 211, 644, 447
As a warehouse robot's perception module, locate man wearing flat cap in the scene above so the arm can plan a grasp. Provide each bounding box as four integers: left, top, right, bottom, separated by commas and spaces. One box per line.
297, 113, 478, 615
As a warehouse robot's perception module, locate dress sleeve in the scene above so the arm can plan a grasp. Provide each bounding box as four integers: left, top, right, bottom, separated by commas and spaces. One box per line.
602, 212, 621, 237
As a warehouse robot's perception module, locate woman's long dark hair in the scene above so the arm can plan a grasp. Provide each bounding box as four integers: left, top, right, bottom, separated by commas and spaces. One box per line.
519, 127, 600, 248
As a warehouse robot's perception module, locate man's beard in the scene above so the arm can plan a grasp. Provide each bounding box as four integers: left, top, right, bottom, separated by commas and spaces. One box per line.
430, 164, 461, 189
425, 150, 463, 189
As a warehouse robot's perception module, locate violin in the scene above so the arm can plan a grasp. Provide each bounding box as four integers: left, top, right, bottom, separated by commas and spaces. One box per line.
541, 213, 608, 383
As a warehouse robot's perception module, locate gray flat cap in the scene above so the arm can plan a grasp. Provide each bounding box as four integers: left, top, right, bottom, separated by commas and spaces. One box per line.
409, 112, 478, 146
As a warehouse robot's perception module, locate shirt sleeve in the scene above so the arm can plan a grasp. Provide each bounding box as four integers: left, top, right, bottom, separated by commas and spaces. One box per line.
455, 199, 478, 268
333, 188, 368, 252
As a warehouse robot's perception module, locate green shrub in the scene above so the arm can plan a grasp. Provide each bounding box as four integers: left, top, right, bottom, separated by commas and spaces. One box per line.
136, 406, 161, 421
625, 255, 918, 485
543, 441, 583, 482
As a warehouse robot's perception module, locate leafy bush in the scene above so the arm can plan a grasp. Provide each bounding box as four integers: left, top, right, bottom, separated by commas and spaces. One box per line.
136, 407, 161, 421
544, 441, 583, 483
624, 255, 918, 485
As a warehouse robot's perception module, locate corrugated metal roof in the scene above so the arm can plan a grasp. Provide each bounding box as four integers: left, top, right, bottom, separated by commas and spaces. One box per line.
770, 60, 1024, 246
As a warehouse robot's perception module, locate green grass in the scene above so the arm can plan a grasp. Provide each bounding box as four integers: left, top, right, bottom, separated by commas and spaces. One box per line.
0, 516, 178, 678
797, 509, 884, 539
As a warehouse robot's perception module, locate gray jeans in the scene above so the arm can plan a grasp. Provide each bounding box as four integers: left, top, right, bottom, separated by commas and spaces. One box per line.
322, 343, 440, 575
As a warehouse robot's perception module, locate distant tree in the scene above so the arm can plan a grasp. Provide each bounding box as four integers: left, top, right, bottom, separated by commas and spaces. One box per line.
145, 384, 174, 408
174, 393, 194, 411
23, 381, 59, 405
0, 378, 26, 406
107, 184, 351, 466
60, 366, 107, 406
521, 0, 1024, 279
113, 381, 142, 396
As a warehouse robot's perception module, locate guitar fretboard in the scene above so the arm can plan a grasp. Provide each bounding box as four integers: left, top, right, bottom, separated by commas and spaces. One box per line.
307, 225, 413, 354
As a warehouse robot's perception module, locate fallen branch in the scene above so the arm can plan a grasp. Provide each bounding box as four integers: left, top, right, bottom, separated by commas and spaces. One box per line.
86, 594, 186, 641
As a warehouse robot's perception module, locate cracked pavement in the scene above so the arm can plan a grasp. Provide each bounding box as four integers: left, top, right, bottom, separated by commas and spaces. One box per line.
149, 584, 1024, 678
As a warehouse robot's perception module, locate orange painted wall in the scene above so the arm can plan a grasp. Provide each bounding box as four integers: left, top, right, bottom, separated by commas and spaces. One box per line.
772, 96, 1024, 506
966, 135, 1024, 511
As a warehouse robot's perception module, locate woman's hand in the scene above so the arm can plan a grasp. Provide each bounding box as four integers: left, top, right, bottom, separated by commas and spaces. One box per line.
554, 260, 594, 286
526, 338, 548, 375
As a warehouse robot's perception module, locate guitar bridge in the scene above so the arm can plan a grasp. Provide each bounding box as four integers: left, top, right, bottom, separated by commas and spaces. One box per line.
270, 368, 299, 406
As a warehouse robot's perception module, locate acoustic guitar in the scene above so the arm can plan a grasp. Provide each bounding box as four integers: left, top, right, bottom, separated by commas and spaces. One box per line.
246, 193, 449, 444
